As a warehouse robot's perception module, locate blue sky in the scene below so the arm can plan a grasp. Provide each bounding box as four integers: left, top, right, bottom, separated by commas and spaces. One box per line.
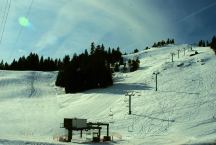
0, 0, 216, 62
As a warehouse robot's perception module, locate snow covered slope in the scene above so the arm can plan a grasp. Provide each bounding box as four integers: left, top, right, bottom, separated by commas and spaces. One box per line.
1, 45, 216, 145
0, 71, 62, 142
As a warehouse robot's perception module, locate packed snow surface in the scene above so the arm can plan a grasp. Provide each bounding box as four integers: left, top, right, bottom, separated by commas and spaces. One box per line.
1, 45, 216, 145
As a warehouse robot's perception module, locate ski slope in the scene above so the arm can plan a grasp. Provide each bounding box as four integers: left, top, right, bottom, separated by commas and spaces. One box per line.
1, 45, 216, 145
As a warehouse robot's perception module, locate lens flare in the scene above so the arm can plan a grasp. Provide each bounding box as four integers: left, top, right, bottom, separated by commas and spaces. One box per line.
18, 17, 30, 27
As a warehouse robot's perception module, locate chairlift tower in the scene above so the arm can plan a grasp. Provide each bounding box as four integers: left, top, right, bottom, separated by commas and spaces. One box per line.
125, 92, 135, 115
183, 48, 186, 56
177, 49, 180, 58
153, 72, 160, 91
170, 52, 175, 62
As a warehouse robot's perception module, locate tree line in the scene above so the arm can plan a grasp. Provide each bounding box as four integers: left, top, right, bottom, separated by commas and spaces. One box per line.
0, 53, 61, 71
198, 40, 210, 47
0, 42, 142, 93
152, 38, 175, 47
197, 36, 216, 54
210, 36, 216, 54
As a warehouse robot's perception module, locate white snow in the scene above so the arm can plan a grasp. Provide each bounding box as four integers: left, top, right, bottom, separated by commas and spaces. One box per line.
1, 45, 216, 145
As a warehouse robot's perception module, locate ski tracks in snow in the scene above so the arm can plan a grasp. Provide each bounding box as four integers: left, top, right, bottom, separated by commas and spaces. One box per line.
27, 71, 37, 98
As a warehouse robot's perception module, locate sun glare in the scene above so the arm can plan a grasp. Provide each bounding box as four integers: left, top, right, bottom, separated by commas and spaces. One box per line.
18, 16, 30, 27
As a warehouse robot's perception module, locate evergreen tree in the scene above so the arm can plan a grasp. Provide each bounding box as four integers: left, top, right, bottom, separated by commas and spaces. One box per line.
211, 36, 216, 53
101, 44, 105, 51
84, 49, 89, 56
0, 60, 4, 69
55, 70, 65, 87
10, 59, 18, 70
145, 47, 149, 50
171, 39, 175, 44
152, 43, 157, 47
134, 48, 139, 53
203, 41, 206, 47
157, 42, 161, 47
123, 63, 127, 72
206, 41, 210, 47
39, 56, 44, 70
4, 62, 8, 70
161, 40, 166, 46
129, 58, 140, 72
166, 38, 170, 44
114, 63, 120, 72
17, 56, 26, 70
90, 42, 95, 55
198, 40, 202, 46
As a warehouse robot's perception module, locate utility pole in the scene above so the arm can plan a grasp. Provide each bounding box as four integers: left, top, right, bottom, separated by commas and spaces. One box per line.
125, 92, 135, 115
153, 72, 160, 91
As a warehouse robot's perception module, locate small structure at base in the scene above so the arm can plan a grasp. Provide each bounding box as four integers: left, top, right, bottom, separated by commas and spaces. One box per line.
60, 118, 111, 143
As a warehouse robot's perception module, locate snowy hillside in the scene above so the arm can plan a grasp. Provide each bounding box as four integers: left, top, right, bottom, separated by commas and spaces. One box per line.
1, 45, 216, 145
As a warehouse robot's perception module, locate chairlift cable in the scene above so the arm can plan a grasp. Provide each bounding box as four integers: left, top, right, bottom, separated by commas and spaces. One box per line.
0, 0, 7, 34
0, 0, 11, 44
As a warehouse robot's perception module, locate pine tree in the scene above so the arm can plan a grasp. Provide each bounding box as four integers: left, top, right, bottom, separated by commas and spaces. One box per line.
63, 55, 70, 66
84, 49, 88, 56
152, 43, 157, 47
171, 39, 175, 44
161, 40, 166, 46
39, 56, 44, 70
101, 44, 105, 51
166, 38, 170, 44
0, 60, 4, 69
198, 40, 202, 47
4, 62, 8, 69
203, 41, 206, 47
114, 63, 120, 72
90, 42, 95, 55
134, 48, 139, 53
157, 42, 161, 47
211, 36, 216, 53
206, 41, 210, 47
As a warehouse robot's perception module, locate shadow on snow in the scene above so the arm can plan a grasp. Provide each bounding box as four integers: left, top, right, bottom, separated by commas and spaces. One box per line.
85, 83, 152, 95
